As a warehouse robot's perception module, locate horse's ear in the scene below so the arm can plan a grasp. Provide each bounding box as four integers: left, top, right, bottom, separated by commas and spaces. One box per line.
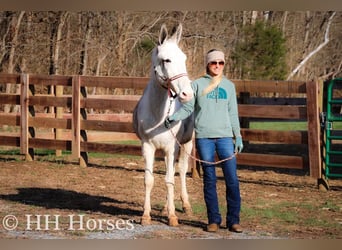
159, 24, 168, 45
170, 23, 182, 44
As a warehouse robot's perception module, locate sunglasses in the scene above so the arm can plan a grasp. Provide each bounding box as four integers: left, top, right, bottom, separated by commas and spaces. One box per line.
209, 61, 225, 66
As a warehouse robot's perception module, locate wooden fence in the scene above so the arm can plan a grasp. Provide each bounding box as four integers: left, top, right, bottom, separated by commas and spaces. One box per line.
0, 73, 321, 179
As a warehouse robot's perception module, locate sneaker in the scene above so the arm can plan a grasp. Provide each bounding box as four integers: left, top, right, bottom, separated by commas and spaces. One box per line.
206, 223, 219, 232
229, 224, 243, 233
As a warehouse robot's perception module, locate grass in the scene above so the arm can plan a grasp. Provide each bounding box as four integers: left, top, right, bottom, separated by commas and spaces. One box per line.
250, 121, 342, 130
0, 148, 21, 155
190, 202, 207, 218
250, 121, 308, 131
0, 144, 142, 162
241, 198, 341, 230
168, 195, 341, 236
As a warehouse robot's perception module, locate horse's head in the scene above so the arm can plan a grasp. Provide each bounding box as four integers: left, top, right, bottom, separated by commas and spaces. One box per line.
152, 24, 193, 103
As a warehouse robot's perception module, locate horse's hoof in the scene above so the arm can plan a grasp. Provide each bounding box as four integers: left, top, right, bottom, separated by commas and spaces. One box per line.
183, 206, 193, 215
161, 206, 168, 216
141, 216, 152, 226
168, 215, 179, 227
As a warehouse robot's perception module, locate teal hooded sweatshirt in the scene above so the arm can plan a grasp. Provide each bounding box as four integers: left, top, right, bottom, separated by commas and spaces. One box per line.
170, 74, 241, 139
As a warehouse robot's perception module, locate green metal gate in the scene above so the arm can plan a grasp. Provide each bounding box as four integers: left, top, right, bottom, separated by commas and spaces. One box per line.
322, 78, 342, 181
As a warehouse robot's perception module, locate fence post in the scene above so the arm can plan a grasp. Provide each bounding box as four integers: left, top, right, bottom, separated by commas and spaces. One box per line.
239, 92, 250, 148
306, 81, 321, 179
240, 92, 250, 128
55, 84, 63, 157
316, 79, 329, 190
79, 82, 88, 167
72, 75, 88, 167
20, 73, 34, 161
72, 76, 81, 160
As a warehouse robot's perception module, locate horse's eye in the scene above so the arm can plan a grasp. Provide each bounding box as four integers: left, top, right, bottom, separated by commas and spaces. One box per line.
163, 59, 171, 63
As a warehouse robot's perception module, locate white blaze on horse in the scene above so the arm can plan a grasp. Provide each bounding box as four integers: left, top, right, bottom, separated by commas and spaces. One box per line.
133, 23, 194, 226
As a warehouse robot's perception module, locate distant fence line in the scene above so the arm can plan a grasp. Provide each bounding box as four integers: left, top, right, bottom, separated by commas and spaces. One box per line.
0, 73, 322, 180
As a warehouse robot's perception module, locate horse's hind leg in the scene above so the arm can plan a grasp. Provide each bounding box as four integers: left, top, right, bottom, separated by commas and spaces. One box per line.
178, 140, 192, 215
141, 143, 155, 226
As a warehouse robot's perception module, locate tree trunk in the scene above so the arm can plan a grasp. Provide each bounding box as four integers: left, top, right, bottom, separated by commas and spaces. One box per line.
4, 11, 25, 114
281, 11, 288, 34
263, 11, 272, 22
0, 12, 12, 72
79, 13, 92, 75
89, 53, 108, 114
251, 11, 258, 25
304, 11, 312, 45
242, 11, 248, 26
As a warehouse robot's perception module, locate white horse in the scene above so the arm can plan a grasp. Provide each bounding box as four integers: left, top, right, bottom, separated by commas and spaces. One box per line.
133, 23, 194, 226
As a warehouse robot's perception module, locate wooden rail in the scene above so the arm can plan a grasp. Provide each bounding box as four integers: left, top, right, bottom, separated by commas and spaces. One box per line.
0, 73, 321, 179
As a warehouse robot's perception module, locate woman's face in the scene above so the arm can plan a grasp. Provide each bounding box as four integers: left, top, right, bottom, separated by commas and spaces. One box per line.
207, 60, 225, 77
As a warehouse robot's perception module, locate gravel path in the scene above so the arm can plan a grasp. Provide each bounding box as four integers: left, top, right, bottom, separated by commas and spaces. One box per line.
1, 223, 285, 239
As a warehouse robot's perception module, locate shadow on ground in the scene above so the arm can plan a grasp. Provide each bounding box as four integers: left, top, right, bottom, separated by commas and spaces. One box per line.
0, 187, 206, 230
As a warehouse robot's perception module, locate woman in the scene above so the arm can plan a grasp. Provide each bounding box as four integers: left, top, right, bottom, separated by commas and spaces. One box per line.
165, 49, 243, 233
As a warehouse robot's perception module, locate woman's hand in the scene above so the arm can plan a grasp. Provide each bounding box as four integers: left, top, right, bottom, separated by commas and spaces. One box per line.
234, 136, 243, 153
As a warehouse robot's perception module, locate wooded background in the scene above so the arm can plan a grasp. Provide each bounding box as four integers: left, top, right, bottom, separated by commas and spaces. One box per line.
0, 11, 341, 89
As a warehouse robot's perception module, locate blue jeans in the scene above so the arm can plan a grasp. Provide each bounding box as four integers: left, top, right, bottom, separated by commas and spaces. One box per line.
196, 137, 241, 228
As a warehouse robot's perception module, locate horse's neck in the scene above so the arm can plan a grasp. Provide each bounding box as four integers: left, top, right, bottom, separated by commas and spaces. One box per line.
144, 80, 174, 119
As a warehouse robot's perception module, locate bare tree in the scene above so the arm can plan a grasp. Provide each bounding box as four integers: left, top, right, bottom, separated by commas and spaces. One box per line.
0, 12, 11, 71
251, 11, 258, 24
45, 11, 69, 113
281, 11, 288, 33
79, 12, 93, 75
50, 11, 69, 75
287, 11, 336, 80
4, 11, 25, 114
47, 11, 69, 155
0, 11, 341, 84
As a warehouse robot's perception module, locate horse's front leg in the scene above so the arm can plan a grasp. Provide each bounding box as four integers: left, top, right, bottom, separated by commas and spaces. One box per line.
141, 143, 155, 226
178, 140, 192, 215
164, 148, 178, 226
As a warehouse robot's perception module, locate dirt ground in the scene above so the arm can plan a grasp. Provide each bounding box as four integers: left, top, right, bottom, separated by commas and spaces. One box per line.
0, 151, 341, 239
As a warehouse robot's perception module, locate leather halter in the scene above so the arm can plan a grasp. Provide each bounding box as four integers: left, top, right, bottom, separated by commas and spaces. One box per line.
158, 73, 188, 98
